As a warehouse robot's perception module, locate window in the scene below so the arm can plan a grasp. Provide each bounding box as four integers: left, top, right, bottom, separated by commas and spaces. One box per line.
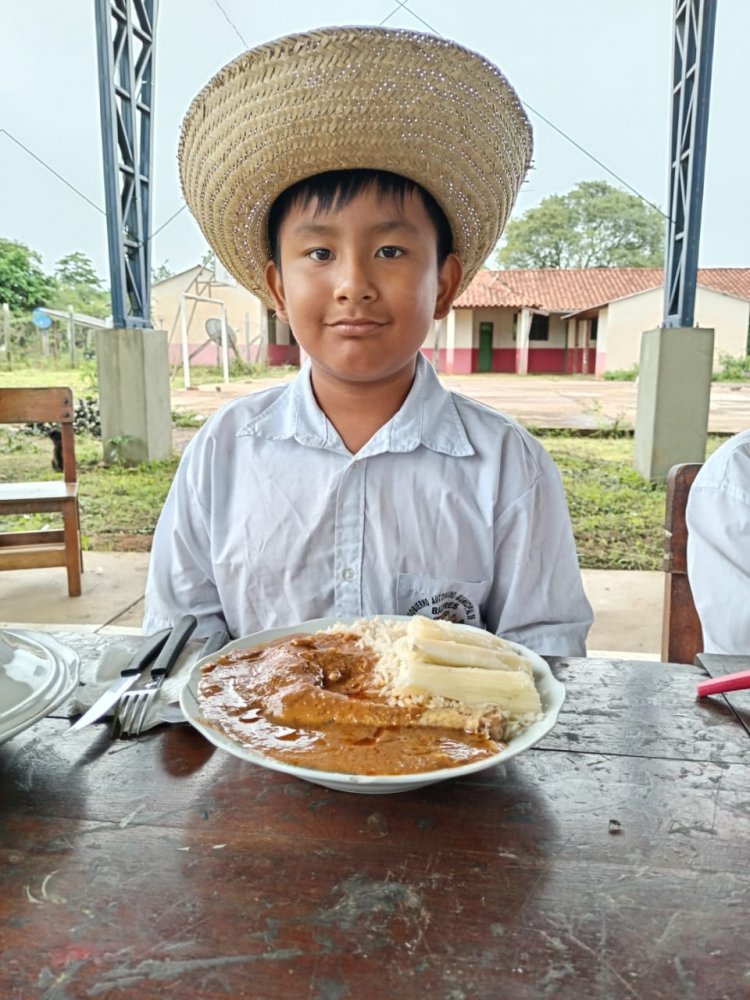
529, 314, 549, 341
590, 317, 598, 342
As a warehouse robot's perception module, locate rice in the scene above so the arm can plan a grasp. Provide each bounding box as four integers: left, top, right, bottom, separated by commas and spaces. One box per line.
321, 616, 543, 739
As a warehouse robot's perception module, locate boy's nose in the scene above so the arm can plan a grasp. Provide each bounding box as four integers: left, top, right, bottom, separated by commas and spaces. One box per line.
333, 258, 377, 302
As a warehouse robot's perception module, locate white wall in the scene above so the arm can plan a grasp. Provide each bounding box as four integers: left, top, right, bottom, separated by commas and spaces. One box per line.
605, 286, 749, 372
471, 308, 515, 346
452, 309, 474, 349
696, 287, 749, 363
151, 267, 267, 362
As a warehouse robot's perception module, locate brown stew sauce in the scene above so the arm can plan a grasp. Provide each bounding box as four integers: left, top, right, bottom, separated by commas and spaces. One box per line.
197, 631, 503, 775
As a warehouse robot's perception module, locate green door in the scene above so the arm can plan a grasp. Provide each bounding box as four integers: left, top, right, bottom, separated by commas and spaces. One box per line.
478, 322, 493, 372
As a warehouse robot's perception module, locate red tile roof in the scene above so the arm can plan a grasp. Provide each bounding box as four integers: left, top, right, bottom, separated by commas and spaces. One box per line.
454, 267, 750, 312
455, 270, 541, 309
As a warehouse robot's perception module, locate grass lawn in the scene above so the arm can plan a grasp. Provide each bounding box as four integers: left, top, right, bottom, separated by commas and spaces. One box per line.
0, 429, 178, 551
543, 435, 666, 570
0, 360, 97, 398
0, 423, 724, 570
0, 359, 297, 393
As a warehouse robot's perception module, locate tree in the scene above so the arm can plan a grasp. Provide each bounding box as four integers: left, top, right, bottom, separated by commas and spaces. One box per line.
55, 251, 103, 288
49, 251, 110, 319
0, 238, 55, 311
495, 180, 665, 269
152, 260, 174, 284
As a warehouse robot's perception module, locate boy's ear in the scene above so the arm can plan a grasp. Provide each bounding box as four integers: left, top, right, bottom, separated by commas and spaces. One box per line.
434, 254, 464, 320
264, 261, 289, 323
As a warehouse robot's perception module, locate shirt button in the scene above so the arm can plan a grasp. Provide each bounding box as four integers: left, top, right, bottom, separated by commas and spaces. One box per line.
343, 567, 356, 582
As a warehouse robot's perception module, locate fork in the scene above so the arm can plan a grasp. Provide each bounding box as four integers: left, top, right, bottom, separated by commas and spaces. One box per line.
112, 614, 197, 739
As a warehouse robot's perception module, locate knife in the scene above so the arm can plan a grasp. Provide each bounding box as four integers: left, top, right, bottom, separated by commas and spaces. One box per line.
141, 613, 199, 688
695, 652, 750, 740
148, 628, 230, 726
198, 629, 230, 659
697, 669, 750, 698
66, 628, 171, 733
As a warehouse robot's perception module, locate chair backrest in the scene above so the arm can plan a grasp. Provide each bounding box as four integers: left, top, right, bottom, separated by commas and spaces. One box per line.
662, 462, 703, 664
0, 387, 77, 483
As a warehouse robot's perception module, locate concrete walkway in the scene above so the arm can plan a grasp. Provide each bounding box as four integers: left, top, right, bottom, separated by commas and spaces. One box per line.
0, 553, 662, 659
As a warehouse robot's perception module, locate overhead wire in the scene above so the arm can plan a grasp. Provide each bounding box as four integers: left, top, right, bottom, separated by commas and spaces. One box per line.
211, 0, 248, 49
0, 128, 105, 216
2, 2, 668, 263
378, 1, 667, 219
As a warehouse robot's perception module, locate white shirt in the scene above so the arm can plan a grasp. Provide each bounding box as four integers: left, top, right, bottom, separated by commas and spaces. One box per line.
144, 354, 592, 654
686, 429, 750, 654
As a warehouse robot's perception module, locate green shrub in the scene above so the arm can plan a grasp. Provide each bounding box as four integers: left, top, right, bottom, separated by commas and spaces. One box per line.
603, 365, 639, 381
713, 352, 750, 381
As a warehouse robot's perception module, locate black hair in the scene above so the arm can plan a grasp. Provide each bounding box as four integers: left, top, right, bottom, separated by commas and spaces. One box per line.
267, 168, 454, 268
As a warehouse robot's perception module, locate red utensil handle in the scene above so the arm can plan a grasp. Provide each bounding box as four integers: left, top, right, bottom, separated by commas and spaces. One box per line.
697, 670, 750, 698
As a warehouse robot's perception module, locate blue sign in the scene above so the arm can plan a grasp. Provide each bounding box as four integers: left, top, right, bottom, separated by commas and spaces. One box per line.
32, 308, 52, 330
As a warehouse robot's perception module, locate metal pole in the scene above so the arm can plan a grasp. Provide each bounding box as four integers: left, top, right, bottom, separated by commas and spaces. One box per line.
68, 306, 76, 367
220, 304, 229, 383
179, 292, 191, 389
663, 0, 717, 327
2, 303, 9, 360
94, 0, 157, 328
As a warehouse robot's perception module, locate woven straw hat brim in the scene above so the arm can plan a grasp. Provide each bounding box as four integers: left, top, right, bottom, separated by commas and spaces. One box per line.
179, 26, 533, 308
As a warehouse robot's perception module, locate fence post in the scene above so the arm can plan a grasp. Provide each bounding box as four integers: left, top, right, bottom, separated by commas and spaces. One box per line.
2, 303, 9, 363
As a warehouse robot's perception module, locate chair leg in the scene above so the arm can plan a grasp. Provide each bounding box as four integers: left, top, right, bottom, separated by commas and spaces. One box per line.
77, 502, 84, 574
62, 501, 82, 597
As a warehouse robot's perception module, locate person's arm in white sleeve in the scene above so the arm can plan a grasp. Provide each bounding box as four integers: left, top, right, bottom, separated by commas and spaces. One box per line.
143, 444, 229, 638
687, 478, 750, 654
485, 452, 593, 656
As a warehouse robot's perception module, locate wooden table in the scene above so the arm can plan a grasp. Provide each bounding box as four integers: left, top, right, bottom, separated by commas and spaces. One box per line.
2, 638, 749, 1000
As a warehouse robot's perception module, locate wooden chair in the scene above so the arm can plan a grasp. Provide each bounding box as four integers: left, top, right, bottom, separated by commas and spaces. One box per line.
0, 387, 83, 596
661, 462, 703, 663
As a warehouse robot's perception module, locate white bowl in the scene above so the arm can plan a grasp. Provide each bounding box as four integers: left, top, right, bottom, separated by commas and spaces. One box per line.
0, 630, 80, 744
179, 616, 565, 794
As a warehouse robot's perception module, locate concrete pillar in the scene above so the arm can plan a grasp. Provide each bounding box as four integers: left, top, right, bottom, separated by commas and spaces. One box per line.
259, 309, 270, 364
96, 327, 173, 465
445, 311, 456, 374
633, 326, 714, 482
515, 309, 531, 375
581, 320, 590, 374
594, 312, 608, 375
431, 317, 447, 372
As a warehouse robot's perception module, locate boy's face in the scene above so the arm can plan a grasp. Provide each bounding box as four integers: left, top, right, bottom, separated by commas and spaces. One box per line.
264, 185, 462, 390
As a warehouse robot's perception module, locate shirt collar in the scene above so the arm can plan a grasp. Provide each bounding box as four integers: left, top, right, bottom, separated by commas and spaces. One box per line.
238, 353, 475, 459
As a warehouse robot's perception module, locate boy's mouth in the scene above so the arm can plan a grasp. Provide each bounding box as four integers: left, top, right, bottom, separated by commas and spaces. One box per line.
328, 318, 386, 335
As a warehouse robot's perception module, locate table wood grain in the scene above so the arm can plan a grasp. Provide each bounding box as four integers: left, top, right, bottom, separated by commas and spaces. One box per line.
1, 643, 749, 1000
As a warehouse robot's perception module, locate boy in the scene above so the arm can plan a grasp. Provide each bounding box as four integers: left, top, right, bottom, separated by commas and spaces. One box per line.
144, 26, 593, 654
687, 429, 750, 653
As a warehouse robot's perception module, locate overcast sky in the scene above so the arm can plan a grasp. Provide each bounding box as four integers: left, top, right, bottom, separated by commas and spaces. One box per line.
1, 0, 747, 285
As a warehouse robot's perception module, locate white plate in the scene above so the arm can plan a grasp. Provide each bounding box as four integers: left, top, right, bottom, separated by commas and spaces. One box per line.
0, 630, 80, 744
180, 617, 565, 794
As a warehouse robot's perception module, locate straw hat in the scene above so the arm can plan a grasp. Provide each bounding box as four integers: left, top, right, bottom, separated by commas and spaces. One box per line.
179, 26, 533, 307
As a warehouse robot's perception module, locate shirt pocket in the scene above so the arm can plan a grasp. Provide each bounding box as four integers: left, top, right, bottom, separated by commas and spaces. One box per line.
396, 572, 490, 628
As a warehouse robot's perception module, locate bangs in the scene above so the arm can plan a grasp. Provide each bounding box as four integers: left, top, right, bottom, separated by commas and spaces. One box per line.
268, 169, 453, 266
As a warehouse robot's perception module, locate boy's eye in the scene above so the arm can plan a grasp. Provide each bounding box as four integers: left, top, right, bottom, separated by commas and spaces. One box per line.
376, 246, 404, 259
307, 248, 333, 261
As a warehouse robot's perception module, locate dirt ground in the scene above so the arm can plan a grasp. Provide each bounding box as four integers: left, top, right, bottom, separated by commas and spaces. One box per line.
171, 371, 750, 434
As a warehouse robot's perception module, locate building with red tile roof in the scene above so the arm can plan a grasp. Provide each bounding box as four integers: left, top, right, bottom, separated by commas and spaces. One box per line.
425, 267, 750, 375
